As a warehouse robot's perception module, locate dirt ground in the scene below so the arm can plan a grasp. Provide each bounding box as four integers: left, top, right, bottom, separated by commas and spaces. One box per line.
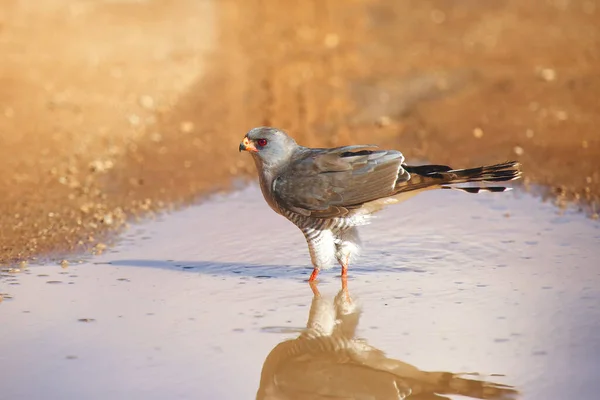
0, 0, 599, 265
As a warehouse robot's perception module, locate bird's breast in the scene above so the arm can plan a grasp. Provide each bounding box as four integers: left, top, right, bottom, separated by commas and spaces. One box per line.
257, 170, 284, 215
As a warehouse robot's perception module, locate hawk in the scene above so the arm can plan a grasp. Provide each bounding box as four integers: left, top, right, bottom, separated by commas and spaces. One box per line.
239, 127, 521, 281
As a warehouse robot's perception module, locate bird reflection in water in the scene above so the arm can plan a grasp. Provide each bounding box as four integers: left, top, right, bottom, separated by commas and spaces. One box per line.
256, 279, 518, 400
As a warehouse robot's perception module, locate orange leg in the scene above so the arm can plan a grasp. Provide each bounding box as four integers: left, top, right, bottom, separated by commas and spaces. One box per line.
308, 280, 320, 297
340, 255, 349, 278
308, 268, 319, 282
341, 256, 350, 301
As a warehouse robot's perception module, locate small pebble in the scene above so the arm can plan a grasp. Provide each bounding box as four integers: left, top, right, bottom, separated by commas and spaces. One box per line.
473, 127, 484, 138
377, 116, 391, 127
537, 67, 556, 82
94, 243, 107, 254
514, 146, 524, 156
555, 110, 568, 121
102, 214, 113, 225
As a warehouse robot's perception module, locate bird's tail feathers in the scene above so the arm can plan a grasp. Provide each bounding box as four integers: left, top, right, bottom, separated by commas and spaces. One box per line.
442, 162, 522, 184
402, 161, 521, 194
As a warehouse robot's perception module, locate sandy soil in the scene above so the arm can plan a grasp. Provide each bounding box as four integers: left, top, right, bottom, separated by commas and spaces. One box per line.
1, 0, 599, 265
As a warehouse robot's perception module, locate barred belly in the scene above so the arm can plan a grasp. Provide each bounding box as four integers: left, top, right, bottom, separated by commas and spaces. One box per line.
282, 210, 368, 270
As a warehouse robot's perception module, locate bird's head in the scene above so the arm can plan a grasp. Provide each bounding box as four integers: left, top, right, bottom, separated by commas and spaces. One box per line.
239, 127, 299, 170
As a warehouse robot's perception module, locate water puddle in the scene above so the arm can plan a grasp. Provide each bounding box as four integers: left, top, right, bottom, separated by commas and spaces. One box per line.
1, 185, 599, 399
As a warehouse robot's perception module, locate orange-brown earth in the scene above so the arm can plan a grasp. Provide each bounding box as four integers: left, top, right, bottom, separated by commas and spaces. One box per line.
1, 0, 598, 265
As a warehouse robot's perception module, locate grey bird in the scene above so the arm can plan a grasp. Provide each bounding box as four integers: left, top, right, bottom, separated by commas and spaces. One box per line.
239, 127, 522, 281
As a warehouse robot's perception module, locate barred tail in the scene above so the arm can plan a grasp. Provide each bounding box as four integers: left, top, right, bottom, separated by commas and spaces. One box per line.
401, 161, 522, 194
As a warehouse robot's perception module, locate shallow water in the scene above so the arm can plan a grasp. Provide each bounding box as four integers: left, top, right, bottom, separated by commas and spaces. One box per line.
1, 185, 599, 399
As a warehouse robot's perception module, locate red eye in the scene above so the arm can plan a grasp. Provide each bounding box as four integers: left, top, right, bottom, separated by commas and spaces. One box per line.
257, 138, 268, 147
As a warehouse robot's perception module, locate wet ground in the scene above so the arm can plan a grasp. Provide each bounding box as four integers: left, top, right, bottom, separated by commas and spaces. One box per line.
1, 0, 599, 265
2, 186, 599, 399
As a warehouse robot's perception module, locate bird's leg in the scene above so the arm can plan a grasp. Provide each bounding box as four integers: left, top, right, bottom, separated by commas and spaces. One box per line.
340, 255, 349, 278
302, 228, 335, 283
335, 226, 361, 280
336, 248, 351, 279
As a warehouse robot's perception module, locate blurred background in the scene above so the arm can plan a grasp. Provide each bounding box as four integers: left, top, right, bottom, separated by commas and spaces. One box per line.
0, 0, 598, 264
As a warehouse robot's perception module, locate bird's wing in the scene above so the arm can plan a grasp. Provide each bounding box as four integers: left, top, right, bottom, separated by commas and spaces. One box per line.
273, 145, 410, 218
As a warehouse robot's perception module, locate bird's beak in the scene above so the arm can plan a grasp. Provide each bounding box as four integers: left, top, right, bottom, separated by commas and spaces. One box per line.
239, 137, 258, 153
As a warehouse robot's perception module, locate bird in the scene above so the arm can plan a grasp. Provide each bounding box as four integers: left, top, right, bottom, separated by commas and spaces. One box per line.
239, 127, 522, 282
